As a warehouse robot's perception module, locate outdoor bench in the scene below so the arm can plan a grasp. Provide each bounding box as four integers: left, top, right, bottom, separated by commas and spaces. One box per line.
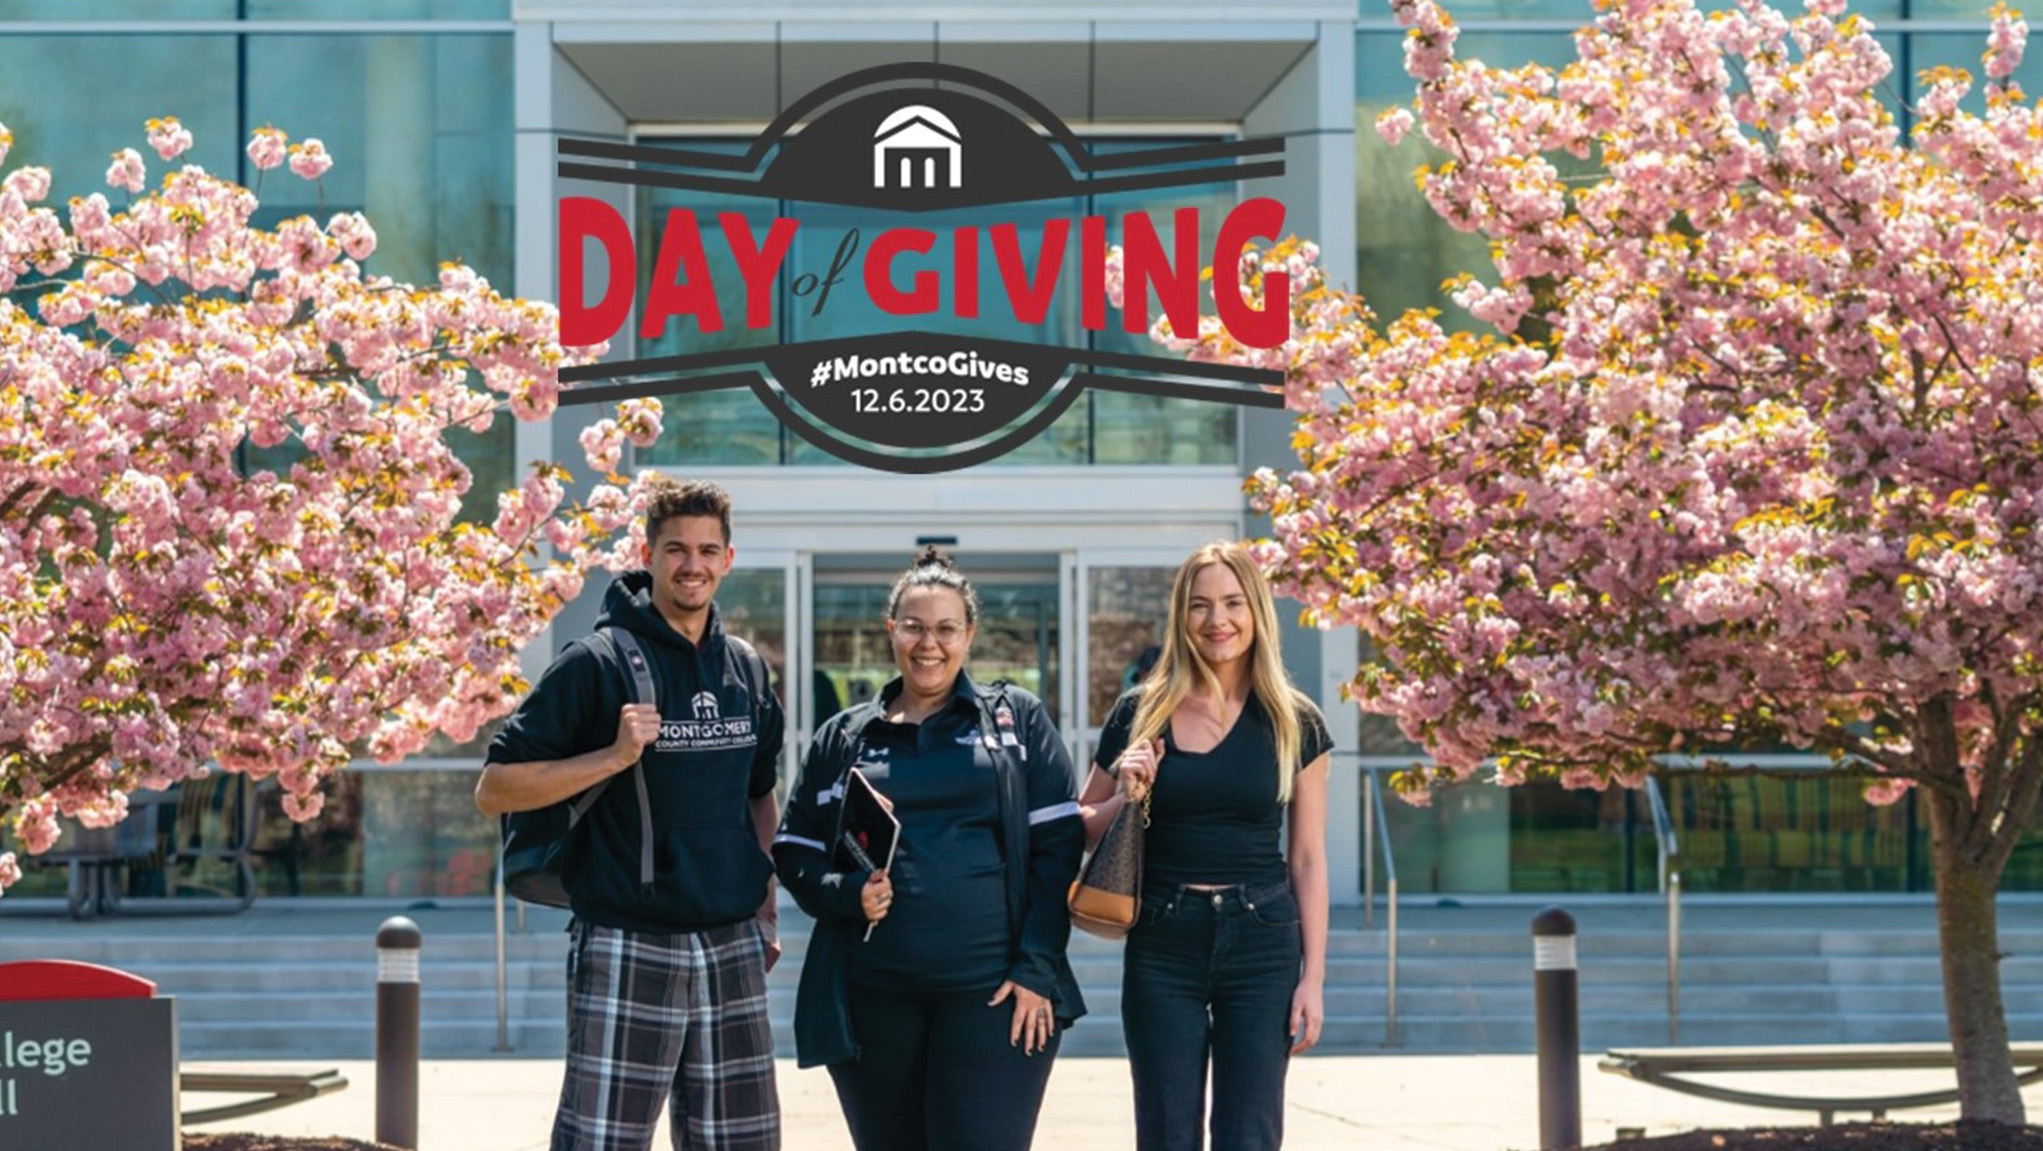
1599, 1043, 2043, 1126
179, 1067, 350, 1125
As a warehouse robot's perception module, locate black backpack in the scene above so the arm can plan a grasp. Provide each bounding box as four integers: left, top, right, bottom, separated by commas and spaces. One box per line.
499, 628, 660, 908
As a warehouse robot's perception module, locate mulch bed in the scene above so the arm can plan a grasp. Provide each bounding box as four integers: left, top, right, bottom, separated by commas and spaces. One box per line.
1599, 1122, 2043, 1151
184, 1137, 401, 1151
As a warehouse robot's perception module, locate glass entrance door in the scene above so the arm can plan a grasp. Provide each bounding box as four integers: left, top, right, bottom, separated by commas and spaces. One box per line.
808, 557, 1062, 731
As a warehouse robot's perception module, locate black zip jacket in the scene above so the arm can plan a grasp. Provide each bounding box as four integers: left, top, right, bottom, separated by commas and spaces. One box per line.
486, 572, 782, 933
773, 671, 1086, 1068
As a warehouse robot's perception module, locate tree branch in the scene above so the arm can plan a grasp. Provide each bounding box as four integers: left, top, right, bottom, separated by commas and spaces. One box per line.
1983, 733, 2043, 879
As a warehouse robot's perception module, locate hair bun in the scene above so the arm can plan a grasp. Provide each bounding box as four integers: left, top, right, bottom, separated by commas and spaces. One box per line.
914, 544, 954, 570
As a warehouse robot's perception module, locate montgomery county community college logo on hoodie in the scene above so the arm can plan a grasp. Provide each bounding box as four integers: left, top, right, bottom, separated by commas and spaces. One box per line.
658, 698, 755, 752
554, 62, 1291, 473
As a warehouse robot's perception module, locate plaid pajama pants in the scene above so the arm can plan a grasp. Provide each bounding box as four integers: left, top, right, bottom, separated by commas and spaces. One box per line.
551, 919, 780, 1151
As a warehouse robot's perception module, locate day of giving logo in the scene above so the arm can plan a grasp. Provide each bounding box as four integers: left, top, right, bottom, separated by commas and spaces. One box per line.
555, 63, 1291, 473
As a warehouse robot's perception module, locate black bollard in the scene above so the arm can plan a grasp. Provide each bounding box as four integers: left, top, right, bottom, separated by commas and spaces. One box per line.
376, 916, 422, 1149
1533, 907, 1581, 1151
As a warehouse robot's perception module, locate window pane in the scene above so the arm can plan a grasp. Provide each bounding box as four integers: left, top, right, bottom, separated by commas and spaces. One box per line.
1086, 566, 1174, 726
719, 567, 790, 709
0, 1, 235, 18
971, 581, 1061, 722
249, 34, 518, 514
1665, 774, 1915, 894
1509, 783, 1644, 893
249, 36, 513, 286
0, 35, 238, 206
244, 0, 509, 16
1356, 32, 1580, 327
635, 142, 787, 465
1902, 31, 2043, 99
253, 775, 367, 896
1092, 140, 1239, 465
356, 771, 497, 898
0, 0, 509, 16
782, 198, 1088, 466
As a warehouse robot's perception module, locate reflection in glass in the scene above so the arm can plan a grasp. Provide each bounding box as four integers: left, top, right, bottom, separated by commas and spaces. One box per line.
251, 33, 518, 519
0, 35, 238, 207
1366, 767, 2043, 895
1356, 31, 1581, 329
719, 567, 790, 723
1086, 566, 1174, 726
0, 31, 519, 517
635, 151, 787, 466
1092, 149, 1239, 465
630, 136, 1244, 466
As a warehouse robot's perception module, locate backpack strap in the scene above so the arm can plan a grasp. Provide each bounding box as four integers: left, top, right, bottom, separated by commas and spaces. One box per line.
591, 628, 660, 891
977, 679, 1031, 933
724, 634, 772, 706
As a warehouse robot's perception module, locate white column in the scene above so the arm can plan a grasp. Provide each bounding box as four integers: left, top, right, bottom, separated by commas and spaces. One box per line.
1244, 18, 1363, 905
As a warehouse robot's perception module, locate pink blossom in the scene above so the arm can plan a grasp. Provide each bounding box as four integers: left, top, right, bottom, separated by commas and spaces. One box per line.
281, 791, 324, 821
0, 118, 652, 896
1158, 0, 2043, 907
1377, 107, 1417, 146
1987, 4, 2028, 80
326, 211, 377, 261
288, 138, 333, 181
246, 126, 288, 171
580, 419, 625, 474
617, 398, 664, 448
145, 116, 193, 161
5, 164, 50, 203
106, 148, 146, 193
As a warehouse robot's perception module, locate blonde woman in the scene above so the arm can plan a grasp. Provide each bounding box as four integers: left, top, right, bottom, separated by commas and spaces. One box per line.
1078, 541, 1331, 1151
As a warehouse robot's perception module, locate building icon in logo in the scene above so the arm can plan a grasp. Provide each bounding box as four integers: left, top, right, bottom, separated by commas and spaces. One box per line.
692, 691, 720, 719
873, 105, 961, 190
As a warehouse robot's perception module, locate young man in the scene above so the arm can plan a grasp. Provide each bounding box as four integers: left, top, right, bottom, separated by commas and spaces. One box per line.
477, 477, 782, 1151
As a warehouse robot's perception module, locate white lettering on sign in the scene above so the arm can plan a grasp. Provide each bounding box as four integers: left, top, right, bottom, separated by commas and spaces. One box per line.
0, 1031, 93, 1118
0, 1032, 92, 1077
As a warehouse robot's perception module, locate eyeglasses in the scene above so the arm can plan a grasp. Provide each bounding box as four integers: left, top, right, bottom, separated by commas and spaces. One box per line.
894, 619, 968, 645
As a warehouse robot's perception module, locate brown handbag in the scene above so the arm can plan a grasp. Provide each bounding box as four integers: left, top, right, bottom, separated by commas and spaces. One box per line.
1068, 791, 1149, 939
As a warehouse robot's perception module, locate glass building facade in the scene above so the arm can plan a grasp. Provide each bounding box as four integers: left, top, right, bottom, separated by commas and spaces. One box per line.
1, 0, 2037, 904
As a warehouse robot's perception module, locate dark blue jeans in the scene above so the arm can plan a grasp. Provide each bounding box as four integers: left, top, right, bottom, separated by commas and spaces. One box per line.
1121, 880, 1302, 1151
828, 982, 1060, 1151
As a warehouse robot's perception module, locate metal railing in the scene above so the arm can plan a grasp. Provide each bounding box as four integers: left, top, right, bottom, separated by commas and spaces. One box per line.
491, 847, 532, 1053
494, 848, 511, 1051
1644, 774, 1682, 1043
1361, 767, 1400, 1047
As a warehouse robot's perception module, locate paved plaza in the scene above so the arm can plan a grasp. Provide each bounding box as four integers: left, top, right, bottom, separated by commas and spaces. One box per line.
177, 1051, 2025, 1151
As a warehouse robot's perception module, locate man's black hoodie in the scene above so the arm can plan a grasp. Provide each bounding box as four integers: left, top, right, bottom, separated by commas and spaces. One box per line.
487, 571, 782, 933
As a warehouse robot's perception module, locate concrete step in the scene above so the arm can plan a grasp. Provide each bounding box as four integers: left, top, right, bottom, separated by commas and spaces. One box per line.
12, 902, 2043, 1058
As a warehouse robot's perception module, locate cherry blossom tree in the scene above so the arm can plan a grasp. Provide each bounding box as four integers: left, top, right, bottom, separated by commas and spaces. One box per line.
0, 119, 663, 897
1146, 0, 2043, 1123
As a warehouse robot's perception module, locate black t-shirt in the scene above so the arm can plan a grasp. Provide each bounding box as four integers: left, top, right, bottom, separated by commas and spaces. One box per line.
846, 691, 1013, 993
1093, 689, 1331, 889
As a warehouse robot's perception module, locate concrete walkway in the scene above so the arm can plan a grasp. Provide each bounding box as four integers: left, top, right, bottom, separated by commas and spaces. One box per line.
180, 1052, 2031, 1150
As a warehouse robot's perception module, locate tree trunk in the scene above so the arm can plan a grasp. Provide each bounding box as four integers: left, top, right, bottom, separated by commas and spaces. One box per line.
1923, 783, 2027, 1124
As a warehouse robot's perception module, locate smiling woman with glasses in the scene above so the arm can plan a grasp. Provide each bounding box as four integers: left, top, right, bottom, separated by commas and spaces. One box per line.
773, 546, 1087, 1151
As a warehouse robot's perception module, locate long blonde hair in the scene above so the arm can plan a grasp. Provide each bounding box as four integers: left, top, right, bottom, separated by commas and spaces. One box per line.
1127, 541, 1313, 804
